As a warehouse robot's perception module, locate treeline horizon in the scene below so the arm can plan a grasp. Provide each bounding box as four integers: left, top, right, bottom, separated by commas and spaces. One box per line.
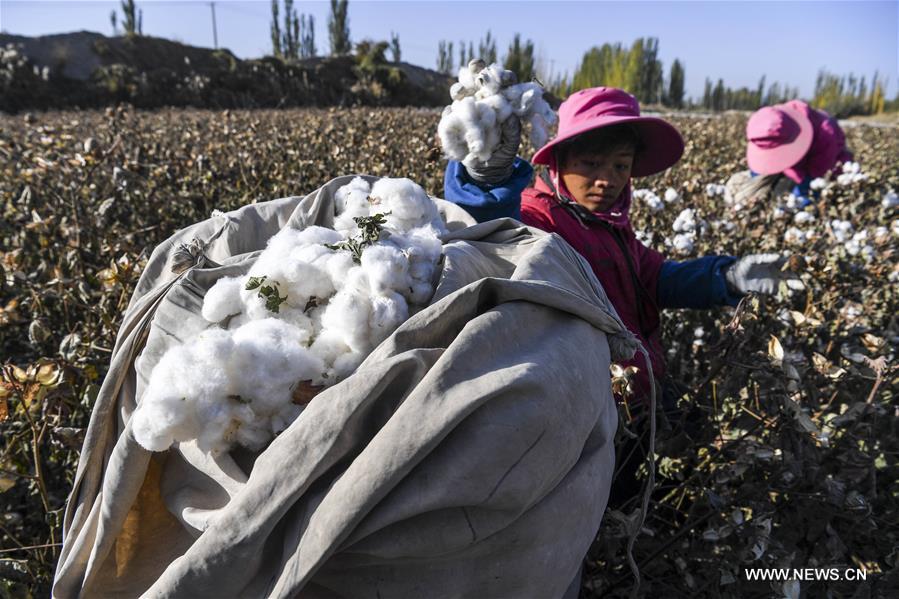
14, 0, 898, 118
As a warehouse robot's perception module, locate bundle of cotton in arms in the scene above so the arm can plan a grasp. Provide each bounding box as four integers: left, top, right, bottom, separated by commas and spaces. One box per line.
131, 177, 447, 454
437, 59, 557, 168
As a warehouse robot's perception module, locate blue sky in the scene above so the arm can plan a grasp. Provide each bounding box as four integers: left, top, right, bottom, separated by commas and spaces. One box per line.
1, 0, 896, 100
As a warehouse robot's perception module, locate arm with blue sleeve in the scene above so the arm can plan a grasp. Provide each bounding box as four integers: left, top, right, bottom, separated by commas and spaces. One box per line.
657, 256, 743, 309
443, 158, 534, 223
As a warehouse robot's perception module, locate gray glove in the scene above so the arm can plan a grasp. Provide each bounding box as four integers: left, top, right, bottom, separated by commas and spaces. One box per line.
725, 253, 805, 295
465, 115, 521, 186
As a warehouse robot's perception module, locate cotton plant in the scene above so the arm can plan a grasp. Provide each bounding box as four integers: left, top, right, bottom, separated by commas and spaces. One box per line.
882, 191, 898, 209
784, 226, 814, 246
705, 183, 726, 197
836, 161, 867, 185
667, 208, 709, 255
438, 59, 557, 168
633, 188, 664, 212
132, 177, 448, 455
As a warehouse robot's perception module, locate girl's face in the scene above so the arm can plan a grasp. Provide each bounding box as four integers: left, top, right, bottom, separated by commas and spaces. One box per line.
560, 144, 635, 212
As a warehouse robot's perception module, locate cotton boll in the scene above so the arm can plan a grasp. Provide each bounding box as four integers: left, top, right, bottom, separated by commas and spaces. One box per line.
830, 219, 853, 243
233, 418, 273, 452
295, 225, 344, 247
784, 227, 808, 246
361, 244, 411, 295
883, 191, 899, 209
132, 394, 195, 452
672, 233, 695, 254
309, 330, 351, 370
474, 63, 507, 98
673, 208, 698, 233
335, 177, 371, 215
322, 250, 357, 290
370, 177, 442, 233
369, 292, 409, 345
230, 318, 325, 414
332, 350, 367, 380
321, 290, 373, 353
437, 106, 472, 163
664, 188, 680, 203
810, 178, 827, 191
202, 276, 244, 323
480, 93, 513, 123
794, 211, 816, 225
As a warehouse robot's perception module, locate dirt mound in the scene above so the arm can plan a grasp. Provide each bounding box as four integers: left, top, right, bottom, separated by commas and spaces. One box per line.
0, 31, 453, 112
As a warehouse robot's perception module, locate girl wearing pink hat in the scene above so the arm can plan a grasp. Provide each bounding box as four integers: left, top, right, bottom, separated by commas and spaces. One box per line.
730, 99, 853, 206
445, 86, 801, 408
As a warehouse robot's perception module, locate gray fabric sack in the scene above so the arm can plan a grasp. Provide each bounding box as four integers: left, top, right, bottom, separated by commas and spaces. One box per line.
53, 175, 638, 599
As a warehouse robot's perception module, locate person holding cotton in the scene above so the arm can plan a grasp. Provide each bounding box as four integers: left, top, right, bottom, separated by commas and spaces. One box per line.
443, 86, 803, 408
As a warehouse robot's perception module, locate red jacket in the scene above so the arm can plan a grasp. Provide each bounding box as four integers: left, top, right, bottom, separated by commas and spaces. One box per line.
520, 176, 666, 403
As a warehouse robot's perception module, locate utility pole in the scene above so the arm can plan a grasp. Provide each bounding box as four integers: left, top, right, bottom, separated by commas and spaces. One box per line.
210, 2, 218, 49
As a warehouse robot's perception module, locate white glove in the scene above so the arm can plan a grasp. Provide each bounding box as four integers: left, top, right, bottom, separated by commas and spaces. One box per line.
725, 253, 805, 295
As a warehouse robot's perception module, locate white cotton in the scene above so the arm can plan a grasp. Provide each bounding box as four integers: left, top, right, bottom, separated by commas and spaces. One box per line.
673, 208, 698, 233
361, 244, 411, 295
202, 276, 245, 323
705, 183, 726, 197
438, 64, 557, 165
882, 191, 899, 209
784, 227, 810, 246
369, 292, 409, 345
230, 318, 323, 414
810, 177, 827, 191
793, 211, 816, 225
334, 176, 371, 214
830, 219, 854, 243
773, 207, 788, 220
321, 289, 373, 354
672, 233, 695, 254
664, 188, 680, 203
370, 177, 444, 233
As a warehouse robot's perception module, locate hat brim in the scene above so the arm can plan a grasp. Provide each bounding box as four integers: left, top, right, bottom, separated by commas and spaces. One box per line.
532, 114, 685, 177
746, 103, 813, 175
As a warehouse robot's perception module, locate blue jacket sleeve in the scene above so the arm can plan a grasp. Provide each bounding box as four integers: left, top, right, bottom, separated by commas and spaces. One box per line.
657, 255, 742, 309
443, 158, 534, 223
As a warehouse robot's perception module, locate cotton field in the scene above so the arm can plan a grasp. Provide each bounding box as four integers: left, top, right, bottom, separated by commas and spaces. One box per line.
0, 107, 896, 598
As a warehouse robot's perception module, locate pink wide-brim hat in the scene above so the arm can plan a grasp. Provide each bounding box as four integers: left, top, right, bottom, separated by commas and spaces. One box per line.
745, 102, 813, 175
532, 87, 684, 177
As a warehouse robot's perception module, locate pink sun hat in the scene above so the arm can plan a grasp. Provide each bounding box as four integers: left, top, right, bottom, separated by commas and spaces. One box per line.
531, 87, 684, 177
745, 102, 814, 175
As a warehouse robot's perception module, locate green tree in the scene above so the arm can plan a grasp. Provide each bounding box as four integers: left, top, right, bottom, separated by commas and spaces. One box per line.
667, 59, 685, 108
478, 30, 497, 64
119, 0, 142, 36
328, 0, 351, 55
389, 31, 400, 63
300, 15, 315, 58
270, 0, 282, 58
504, 34, 535, 83
436, 40, 454, 74
110, 10, 118, 36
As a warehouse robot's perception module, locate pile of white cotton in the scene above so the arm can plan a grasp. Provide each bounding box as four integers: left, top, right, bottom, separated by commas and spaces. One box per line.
132, 177, 447, 454
437, 59, 557, 168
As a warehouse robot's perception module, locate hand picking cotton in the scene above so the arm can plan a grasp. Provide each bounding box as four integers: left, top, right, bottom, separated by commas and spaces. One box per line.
437, 59, 557, 168
131, 177, 447, 454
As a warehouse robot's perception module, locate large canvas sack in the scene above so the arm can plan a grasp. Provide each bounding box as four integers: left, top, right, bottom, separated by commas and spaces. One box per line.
53, 175, 638, 598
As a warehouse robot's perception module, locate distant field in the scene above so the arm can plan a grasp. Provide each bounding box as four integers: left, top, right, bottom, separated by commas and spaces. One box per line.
1, 108, 897, 597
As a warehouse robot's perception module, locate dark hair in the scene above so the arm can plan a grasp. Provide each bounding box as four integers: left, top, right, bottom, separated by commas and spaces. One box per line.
557, 124, 643, 165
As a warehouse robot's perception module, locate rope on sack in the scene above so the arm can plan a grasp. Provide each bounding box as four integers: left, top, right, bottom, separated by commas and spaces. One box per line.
626, 344, 656, 599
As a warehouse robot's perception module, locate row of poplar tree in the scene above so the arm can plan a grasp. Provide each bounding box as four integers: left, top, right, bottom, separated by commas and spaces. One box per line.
437, 33, 895, 117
